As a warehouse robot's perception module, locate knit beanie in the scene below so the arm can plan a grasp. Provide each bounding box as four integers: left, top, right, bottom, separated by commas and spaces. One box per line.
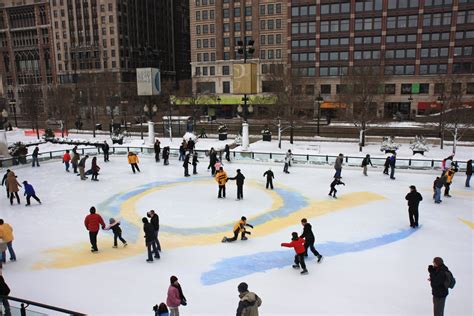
170, 276, 178, 284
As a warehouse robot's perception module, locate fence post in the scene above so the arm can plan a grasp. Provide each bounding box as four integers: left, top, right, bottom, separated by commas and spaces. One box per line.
409, 159, 412, 166
50, 152, 52, 159
252, 152, 254, 159
21, 303, 27, 316
113, 147, 115, 154
326, 155, 328, 163
431, 160, 434, 168
270, 153, 272, 159
307, 155, 309, 161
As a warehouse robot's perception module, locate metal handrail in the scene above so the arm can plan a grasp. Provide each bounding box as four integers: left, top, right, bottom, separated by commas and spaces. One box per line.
0, 295, 85, 315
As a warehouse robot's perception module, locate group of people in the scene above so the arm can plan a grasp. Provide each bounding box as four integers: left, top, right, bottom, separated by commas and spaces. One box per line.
62, 145, 101, 181
153, 275, 187, 316
1, 169, 41, 206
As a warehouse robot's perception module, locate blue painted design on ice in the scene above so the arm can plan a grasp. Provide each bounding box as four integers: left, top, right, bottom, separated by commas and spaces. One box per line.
201, 227, 419, 286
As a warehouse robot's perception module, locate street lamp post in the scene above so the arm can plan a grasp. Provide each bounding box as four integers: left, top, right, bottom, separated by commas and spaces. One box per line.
314, 93, 324, 136
106, 104, 120, 136
9, 102, 17, 127
144, 103, 158, 145
437, 95, 445, 149
408, 94, 414, 120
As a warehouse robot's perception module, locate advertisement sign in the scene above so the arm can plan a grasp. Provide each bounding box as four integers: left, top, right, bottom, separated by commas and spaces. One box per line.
232, 63, 257, 94
137, 68, 161, 96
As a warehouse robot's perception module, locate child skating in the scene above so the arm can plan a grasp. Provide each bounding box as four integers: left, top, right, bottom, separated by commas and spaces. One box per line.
222, 216, 254, 242
105, 218, 127, 248
329, 177, 345, 198
281, 232, 308, 274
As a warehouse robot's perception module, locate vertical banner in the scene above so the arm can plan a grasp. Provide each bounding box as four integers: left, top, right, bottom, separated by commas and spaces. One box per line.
232, 63, 257, 94
137, 68, 161, 96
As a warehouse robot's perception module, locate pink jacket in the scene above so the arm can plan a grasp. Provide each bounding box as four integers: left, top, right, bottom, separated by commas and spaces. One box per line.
166, 285, 181, 308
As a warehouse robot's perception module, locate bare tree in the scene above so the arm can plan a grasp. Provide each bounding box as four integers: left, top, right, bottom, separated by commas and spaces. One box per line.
21, 85, 42, 139
338, 67, 388, 152
46, 86, 73, 137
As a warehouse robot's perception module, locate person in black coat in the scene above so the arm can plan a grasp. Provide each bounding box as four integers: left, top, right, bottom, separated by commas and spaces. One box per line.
192, 151, 199, 175
465, 159, 472, 187
263, 168, 275, 189
224, 144, 231, 162
428, 257, 451, 316
106, 218, 127, 248
383, 156, 390, 175
102, 141, 110, 162
0, 275, 11, 316
208, 148, 218, 175
300, 218, 323, 262
32, 146, 40, 167
154, 139, 161, 162
147, 210, 161, 252
1, 169, 10, 198
361, 154, 373, 176
228, 169, 245, 200
187, 138, 195, 153
183, 152, 191, 177
329, 177, 345, 198
162, 146, 170, 165
405, 185, 423, 228
142, 217, 160, 262
389, 154, 396, 179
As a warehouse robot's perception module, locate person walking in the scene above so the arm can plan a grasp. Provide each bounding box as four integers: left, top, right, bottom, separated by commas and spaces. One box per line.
162, 146, 170, 165
383, 156, 390, 175
147, 210, 161, 252
178, 141, 186, 161
405, 185, 423, 228
154, 139, 161, 162
192, 151, 199, 175
389, 153, 396, 179
0, 274, 11, 316
236, 282, 262, 316
187, 138, 195, 153
22, 181, 41, 206
1, 170, 10, 198
263, 168, 275, 189
31, 146, 40, 167
102, 141, 110, 162
444, 168, 456, 197
281, 232, 308, 274
142, 217, 160, 262
228, 169, 245, 200
329, 177, 345, 198
91, 156, 100, 181
128, 152, 140, 173
224, 144, 231, 162
105, 218, 127, 248
283, 150, 292, 174
334, 153, 344, 178
78, 155, 89, 180
433, 176, 446, 204
183, 152, 191, 177
428, 257, 453, 316
222, 216, 254, 242
209, 148, 218, 175
361, 154, 373, 176
300, 218, 323, 262
167, 276, 186, 316
6, 171, 21, 205
0, 219, 16, 263
62, 150, 71, 172
71, 151, 80, 174
215, 167, 228, 198
465, 159, 472, 188
84, 206, 105, 252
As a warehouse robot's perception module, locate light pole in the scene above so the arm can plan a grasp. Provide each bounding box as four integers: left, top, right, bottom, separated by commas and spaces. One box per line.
314, 93, 323, 136
437, 95, 445, 149
9, 102, 17, 127
106, 104, 120, 136
144, 103, 158, 145
408, 94, 413, 120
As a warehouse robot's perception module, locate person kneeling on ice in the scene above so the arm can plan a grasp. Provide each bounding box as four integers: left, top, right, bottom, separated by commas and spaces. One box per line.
222, 216, 254, 242
329, 177, 345, 198
105, 218, 127, 248
281, 232, 308, 274
22, 181, 41, 206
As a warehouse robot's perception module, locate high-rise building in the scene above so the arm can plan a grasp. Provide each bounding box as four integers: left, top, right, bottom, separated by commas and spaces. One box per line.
174, 0, 191, 82
190, 0, 474, 118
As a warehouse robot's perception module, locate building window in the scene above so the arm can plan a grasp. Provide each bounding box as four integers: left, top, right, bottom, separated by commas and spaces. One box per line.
223, 9, 229, 18
424, 0, 453, 7
321, 84, 331, 94
467, 83, 474, 94
388, 0, 419, 9
267, 4, 274, 14
223, 81, 230, 93
385, 84, 396, 94
320, 3, 350, 14
245, 6, 252, 16
259, 5, 265, 15
419, 83, 430, 94
224, 52, 230, 60
234, 7, 241, 17
210, 66, 215, 76
223, 65, 230, 75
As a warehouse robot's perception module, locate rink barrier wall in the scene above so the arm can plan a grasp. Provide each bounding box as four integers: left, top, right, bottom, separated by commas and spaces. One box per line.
0, 295, 86, 315
0, 146, 468, 171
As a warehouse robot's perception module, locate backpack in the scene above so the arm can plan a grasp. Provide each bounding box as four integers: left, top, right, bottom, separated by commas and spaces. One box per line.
444, 270, 456, 289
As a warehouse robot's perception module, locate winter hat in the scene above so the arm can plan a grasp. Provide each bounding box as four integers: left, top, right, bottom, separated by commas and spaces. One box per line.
409, 185, 416, 190
237, 169, 241, 173
238, 282, 248, 293
90, 206, 96, 214
291, 232, 299, 240
22, 181, 27, 185
109, 218, 116, 224
170, 276, 178, 284
142, 217, 148, 224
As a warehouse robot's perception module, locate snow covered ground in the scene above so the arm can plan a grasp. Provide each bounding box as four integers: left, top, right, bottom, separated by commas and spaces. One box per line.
0, 153, 472, 315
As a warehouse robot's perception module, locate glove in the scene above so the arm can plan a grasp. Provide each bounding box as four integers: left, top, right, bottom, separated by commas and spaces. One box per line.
428, 265, 435, 273
248, 224, 254, 229
247, 231, 251, 235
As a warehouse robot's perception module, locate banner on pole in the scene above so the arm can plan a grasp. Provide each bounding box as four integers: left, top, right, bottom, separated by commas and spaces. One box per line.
137, 68, 161, 96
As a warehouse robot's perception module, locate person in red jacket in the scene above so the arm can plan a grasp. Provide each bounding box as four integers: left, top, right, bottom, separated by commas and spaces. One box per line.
281, 232, 308, 274
62, 150, 71, 172
84, 206, 105, 252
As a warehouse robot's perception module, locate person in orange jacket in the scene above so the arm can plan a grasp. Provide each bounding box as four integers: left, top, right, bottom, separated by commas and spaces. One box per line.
281, 232, 308, 274
62, 150, 71, 172
215, 167, 228, 198
127, 152, 140, 173
84, 206, 106, 252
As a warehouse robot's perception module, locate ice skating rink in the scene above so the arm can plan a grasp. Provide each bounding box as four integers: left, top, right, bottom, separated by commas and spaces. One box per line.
1, 156, 472, 315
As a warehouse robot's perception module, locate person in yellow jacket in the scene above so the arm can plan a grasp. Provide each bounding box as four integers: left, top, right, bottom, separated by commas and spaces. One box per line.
127, 152, 141, 174
215, 167, 228, 198
0, 219, 16, 262
222, 216, 254, 242
444, 168, 456, 197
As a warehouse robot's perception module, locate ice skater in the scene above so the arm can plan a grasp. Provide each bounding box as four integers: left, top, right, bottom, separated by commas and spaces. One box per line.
215, 167, 228, 198
389, 153, 396, 179
0, 219, 16, 262
31, 146, 40, 167
71, 151, 80, 173
300, 218, 323, 262
167, 276, 186, 316
84, 206, 106, 252
22, 181, 41, 206
444, 168, 456, 197
91, 156, 100, 181
142, 217, 160, 262
183, 152, 191, 177
208, 147, 218, 175
334, 153, 344, 178
383, 156, 390, 175
128, 152, 140, 173
154, 139, 161, 162
228, 169, 245, 200
222, 216, 254, 242
162, 146, 170, 165
105, 218, 127, 248
405, 185, 423, 228
466, 159, 472, 187
224, 144, 231, 162
236, 282, 262, 316
283, 150, 293, 174
329, 177, 345, 198
102, 141, 110, 162
263, 168, 274, 189
6, 171, 21, 205
1, 169, 11, 198
62, 150, 71, 172
281, 232, 308, 274
361, 154, 373, 176
428, 257, 453, 316
78, 155, 89, 180
192, 151, 199, 175
147, 210, 161, 252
